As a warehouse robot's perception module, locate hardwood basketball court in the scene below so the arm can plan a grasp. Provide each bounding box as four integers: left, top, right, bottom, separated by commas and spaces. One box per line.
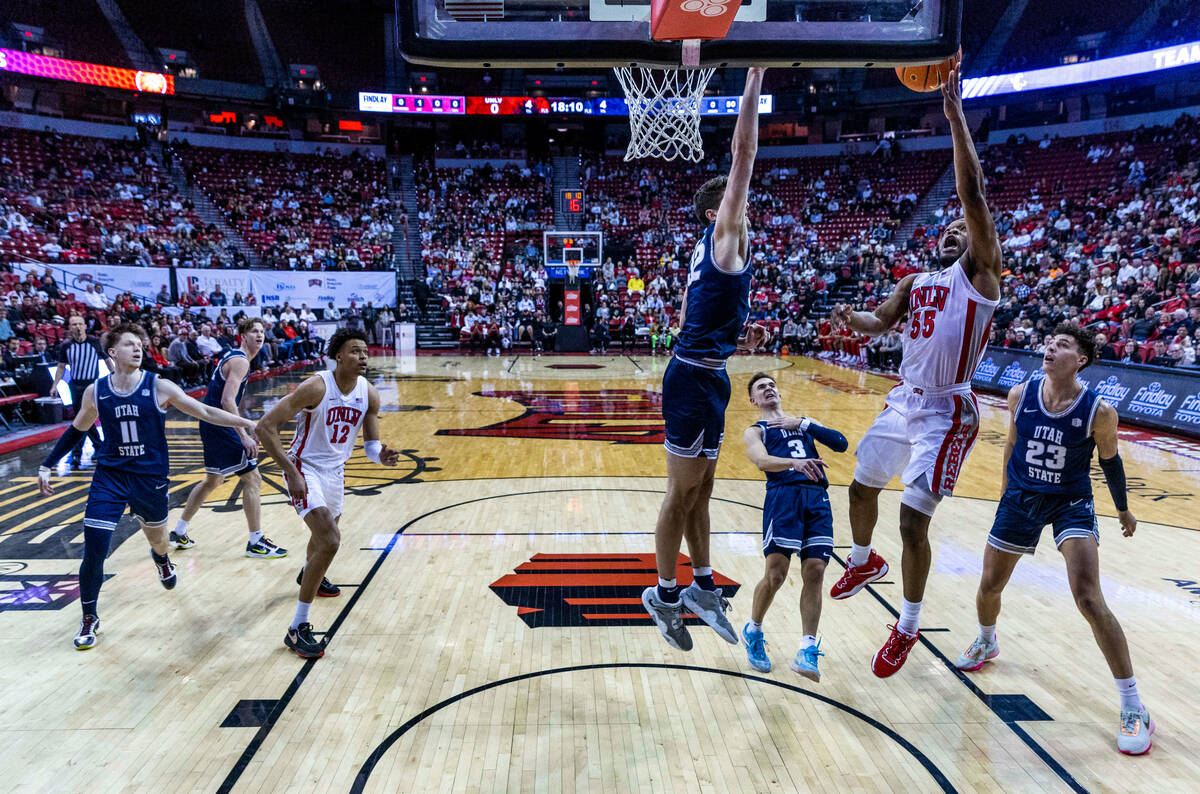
1, 353, 1197, 792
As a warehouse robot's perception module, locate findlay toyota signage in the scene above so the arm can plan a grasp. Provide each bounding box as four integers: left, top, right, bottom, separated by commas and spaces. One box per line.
972, 348, 1200, 437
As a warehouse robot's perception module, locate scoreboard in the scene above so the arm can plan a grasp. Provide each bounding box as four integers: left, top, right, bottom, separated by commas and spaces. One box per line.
560, 190, 585, 216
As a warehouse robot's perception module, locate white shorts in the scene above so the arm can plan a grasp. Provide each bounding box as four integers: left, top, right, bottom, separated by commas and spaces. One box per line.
854, 384, 981, 496
291, 462, 345, 519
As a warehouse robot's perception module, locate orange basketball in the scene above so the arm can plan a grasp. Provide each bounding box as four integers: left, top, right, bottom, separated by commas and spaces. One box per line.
895, 48, 962, 92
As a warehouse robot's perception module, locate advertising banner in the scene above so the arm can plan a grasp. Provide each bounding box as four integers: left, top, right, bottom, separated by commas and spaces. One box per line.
972, 348, 1200, 438
0, 48, 174, 95
175, 268, 252, 302
249, 271, 396, 308
10, 262, 168, 303
564, 289, 581, 326
961, 39, 1200, 100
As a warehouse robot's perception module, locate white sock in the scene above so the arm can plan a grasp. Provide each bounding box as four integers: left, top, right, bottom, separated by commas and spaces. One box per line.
249, 530, 264, 545
801, 634, 817, 649
692, 566, 712, 577
849, 542, 872, 567
657, 577, 676, 590
897, 598, 922, 635
979, 623, 996, 643
1115, 676, 1142, 710
291, 601, 311, 630
748, 621, 763, 633
174, 519, 189, 536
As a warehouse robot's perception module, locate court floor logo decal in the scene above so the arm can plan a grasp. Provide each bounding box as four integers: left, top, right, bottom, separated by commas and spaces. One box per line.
437, 389, 665, 443
489, 553, 740, 627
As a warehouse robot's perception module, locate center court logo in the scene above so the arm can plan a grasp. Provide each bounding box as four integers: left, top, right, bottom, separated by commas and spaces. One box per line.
1172, 392, 1200, 425
974, 356, 1000, 382
490, 553, 740, 627
437, 389, 665, 443
997, 361, 1029, 388
1093, 375, 1131, 407
1128, 382, 1177, 417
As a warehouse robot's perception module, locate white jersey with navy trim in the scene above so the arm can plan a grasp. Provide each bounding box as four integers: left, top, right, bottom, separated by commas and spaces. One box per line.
287, 369, 369, 470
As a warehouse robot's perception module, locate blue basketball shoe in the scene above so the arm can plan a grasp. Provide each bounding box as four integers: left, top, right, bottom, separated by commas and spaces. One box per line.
742, 623, 771, 672
790, 639, 824, 682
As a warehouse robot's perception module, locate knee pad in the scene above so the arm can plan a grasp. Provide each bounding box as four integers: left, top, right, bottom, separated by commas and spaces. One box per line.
900, 475, 942, 517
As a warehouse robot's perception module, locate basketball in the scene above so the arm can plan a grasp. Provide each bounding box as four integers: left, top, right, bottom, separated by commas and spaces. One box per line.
895, 47, 962, 92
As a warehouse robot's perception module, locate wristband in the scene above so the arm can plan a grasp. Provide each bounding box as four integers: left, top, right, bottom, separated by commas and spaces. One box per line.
1098, 454, 1128, 512
799, 417, 812, 434
364, 440, 383, 464
38, 466, 51, 486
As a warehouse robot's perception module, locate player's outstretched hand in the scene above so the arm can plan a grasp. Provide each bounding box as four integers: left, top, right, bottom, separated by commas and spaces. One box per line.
284, 467, 308, 505
790, 457, 826, 481
737, 323, 770, 352
942, 67, 962, 118
747, 66, 766, 80
766, 415, 808, 432
37, 466, 53, 497
379, 443, 401, 467
1118, 509, 1137, 537
241, 433, 259, 460
830, 303, 852, 331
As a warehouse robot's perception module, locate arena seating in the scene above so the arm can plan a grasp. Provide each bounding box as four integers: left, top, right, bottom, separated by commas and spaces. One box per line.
180, 145, 393, 270
0, 128, 222, 267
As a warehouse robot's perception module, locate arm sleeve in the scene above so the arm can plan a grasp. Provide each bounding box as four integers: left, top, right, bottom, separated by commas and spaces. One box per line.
807, 421, 849, 453
1098, 454, 1129, 511
42, 425, 86, 468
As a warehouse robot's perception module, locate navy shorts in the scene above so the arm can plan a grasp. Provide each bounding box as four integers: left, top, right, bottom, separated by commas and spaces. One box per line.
762, 485, 834, 562
661, 357, 731, 459
200, 422, 257, 477
988, 488, 1099, 555
83, 466, 170, 531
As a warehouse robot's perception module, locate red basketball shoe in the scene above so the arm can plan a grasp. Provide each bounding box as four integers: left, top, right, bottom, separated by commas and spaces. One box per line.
830, 549, 889, 600
871, 623, 920, 678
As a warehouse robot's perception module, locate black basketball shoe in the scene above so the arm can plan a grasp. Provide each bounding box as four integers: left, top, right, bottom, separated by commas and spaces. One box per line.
297, 567, 341, 597
152, 551, 177, 590
284, 622, 325, 659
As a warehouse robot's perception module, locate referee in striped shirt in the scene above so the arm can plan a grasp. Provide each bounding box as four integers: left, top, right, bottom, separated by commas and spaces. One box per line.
50, 314, 105, 468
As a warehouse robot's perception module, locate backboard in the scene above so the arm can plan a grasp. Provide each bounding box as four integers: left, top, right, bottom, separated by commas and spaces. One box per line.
397, 0, 961, 69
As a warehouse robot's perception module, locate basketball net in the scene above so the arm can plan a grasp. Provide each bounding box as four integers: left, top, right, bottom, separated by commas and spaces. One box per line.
614, 41, 714, 162
567, 262, 580, 282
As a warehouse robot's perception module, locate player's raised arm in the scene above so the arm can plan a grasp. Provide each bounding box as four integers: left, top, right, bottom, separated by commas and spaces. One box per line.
362, 384, 400, 467
943, 67, 1001, 287
37, 383, 100, 496
711, 67, 765, 273
831, 273, 917, 337
255, 374, 327, 502
1091, 400, 1136, 537
156, 378, 257, 433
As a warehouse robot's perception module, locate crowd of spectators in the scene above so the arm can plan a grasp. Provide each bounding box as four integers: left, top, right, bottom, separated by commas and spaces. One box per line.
177, 141, 394, 271
414, 116, 1200, 372
0, 267, 337, 396
0, 127, 242, 268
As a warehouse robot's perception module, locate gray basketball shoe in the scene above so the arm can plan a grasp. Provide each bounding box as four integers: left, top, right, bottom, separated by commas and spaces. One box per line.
681, 583, 738, 644
641, 586, 693, 651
